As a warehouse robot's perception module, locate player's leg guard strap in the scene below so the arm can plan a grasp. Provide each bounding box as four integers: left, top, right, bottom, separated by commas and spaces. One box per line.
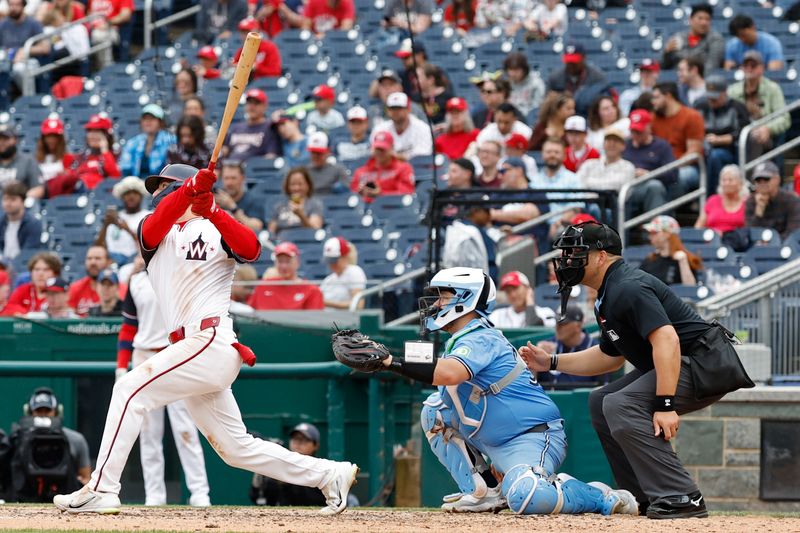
502, 464, 562, 515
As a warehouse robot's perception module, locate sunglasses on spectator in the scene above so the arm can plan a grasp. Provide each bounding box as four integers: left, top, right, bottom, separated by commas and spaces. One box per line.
753, 177, 772, 182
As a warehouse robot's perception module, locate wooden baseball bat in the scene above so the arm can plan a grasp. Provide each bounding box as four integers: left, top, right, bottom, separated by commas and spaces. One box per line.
208, 31, 262, 172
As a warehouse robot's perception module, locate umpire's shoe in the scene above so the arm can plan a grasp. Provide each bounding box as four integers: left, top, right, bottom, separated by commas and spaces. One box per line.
54, 486, 121, 514
320, 462, 360, 515
646, 491, 708, 519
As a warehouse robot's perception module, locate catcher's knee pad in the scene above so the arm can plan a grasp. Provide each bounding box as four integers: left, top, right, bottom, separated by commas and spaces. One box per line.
554, 473, 610, 515
502, 464, 561, 515
420, 392, 445, 439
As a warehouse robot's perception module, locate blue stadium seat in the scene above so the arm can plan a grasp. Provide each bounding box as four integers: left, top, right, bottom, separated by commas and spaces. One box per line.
687, 244, 735, 264
744, 244, 797, 274
749, 227, 780, 246
534, 283, 587, 313
680, 227, 721, 247
669, 284, 714, 303
276, 227, 327, 244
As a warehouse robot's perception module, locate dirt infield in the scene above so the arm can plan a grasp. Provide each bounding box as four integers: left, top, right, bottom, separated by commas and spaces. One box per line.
2, 506, 800, 533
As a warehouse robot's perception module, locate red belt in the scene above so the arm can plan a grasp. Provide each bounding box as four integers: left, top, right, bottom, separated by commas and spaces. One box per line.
168, 317, 220, 344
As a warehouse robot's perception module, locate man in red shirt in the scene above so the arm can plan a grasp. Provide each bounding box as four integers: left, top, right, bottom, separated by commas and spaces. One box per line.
248, 242, 324, 310
350, 131, 415, 202
234, 18, 282, 78
302, 0, 355, 36
563, 115, 600, 173
67, 244, 113, 316
87, 0, 133, 68
193, 46, 221, 80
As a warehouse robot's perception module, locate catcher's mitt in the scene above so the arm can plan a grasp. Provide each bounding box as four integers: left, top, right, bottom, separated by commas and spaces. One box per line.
331, 329, 392, 373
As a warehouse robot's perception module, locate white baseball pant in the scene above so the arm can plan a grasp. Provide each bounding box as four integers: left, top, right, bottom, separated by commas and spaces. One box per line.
90, 327, 338, 495
133, 348, 210, 506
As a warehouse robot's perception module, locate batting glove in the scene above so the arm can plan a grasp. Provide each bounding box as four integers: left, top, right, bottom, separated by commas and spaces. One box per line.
187, 168, 217, 195
190, 191, 219, 218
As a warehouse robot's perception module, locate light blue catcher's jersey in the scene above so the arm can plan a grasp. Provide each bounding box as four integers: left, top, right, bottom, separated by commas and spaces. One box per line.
438, 319, 562, 447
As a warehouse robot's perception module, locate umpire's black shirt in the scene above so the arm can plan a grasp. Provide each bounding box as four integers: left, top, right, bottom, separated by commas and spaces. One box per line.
594, 260, 711, 372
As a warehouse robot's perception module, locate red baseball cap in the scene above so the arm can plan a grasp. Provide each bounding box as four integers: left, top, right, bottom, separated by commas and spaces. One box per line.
640, 58, 660, 72
323, 237, 350, 261
571, 213, 598, 225
197, 45, 218, 61
505, 133, 529, 151
445, 97, 468, 112
85, 114, 112, 132
562, 43, 585, 64
41, 118, 64, 136
371, 131, 394, 150
274, 241, 300, 258
500, 271, 530, 290
628, 109, 652, 132
238, 17, 259, 32
245, 88, 267, 104
312, 84, 336, 101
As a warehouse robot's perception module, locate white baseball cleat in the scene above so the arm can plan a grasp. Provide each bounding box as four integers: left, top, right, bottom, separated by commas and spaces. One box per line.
441, 486, 507, 513
319, 462, 359, 516
442, 492, 463, 504
189, 494, 211, 507
53, 486, 121, 514
588, 481, 639, 515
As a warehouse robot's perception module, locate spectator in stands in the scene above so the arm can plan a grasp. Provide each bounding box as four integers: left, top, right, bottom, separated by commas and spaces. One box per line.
225, 89, 280, 161
491, 157, 540, 225
724, 14, 784, 71
618, 59, 660, 116
489, 271, 555, 328
350, 131, 415, 201
229, 264, 256, 315
248, 242, 324, 310
585, 95, 629, 151
307, 84, 345, 132
442, 206, 497, 279
474, 139, 502, 187
529, 92, 574, 151
475, 0, 530, 36
503, 53, 545, 119
335, 106, 371, 162
623, 109, 678, 188
0, 181, 42, 261
676, 56, 707, 106
196, 0, 247, 43
529, 138, 582, 216
305, 132, 348, 194
0, 0, 50, 98
168, 68, 199, 123
39, 1, 90, 84
383, 0, 433, 37
728, 51, 790, 161
445, 157, 476, 189
183, 96, 218, 144
695, 164, 747, 234
640, 215, 703, 285
234, 17, 282, 78
96, 176, 149, 266
374, 92, 433, 161
253, 0, 305, 35
168, 115, 211, 169
394, 39, 428, 101
475, 102, 533, 148
417, 64, 453, 125
0, 125, 44, 198
547, 42, 614, 116
212, 159, 265, 233
537, 306, 610, 389
471, 75, 524, 129
443, 0, 476, 34
2, 252, 61, 315
301, 0, 354, 36
68, 244, 112, 316
523, 0, 567, 41
434, 97, 478, 161
193, 45, 221, 80
367, 69, 427, 128
53, 114, 120, 196
87, 269, 122, 316
746, 161, 800, 240
35, 118, 67, 182
504, 133, 537, 178
119, 105, 175, 180
267, 166, 324, 236
651, 82, 705, 193
274, 113, 308, 167
86, 0, 133, 69
694, 75, 750, 195
36, 0, 85, 23
0, 269, 9, 311
563, 115, 599, 173
320, 236, 366, 309
662, 3, 725, 72
579, 128, 668, 219
27, 276, 79, 318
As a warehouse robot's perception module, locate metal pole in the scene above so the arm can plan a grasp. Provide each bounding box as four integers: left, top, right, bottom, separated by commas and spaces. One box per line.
367, 378, 386, 504
326, 378, 345, 461
738, 98, 800, 178
144, 0, 153, 50
759, 294, 772, 349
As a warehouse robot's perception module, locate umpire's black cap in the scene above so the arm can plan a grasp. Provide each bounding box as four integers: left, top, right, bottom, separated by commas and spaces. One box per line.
145, 164, 199, 194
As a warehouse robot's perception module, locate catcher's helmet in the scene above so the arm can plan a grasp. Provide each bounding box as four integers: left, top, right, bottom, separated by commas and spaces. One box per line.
419, 267, 496, 333
144, 164, 198, 194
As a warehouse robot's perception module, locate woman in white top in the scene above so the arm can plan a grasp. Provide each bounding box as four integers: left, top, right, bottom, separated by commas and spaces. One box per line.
319, 237, 367, 310
524, 0, 568, 40
35, 118, 67, 182
586, 96, 630, 153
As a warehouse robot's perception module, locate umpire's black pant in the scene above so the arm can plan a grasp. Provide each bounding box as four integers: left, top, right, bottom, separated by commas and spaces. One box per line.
588, 359, 723, 505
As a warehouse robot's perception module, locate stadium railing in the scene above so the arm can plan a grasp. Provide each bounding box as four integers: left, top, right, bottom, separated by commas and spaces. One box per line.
738, 98, 800, 178
143, 0, 201, 50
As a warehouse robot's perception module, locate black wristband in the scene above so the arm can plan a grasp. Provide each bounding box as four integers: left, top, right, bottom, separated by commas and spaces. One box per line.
654, 395, 676, 412
386, 358, 436, 385
549, 353, 558, 371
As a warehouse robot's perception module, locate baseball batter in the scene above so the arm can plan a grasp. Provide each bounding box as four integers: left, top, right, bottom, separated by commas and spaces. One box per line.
116, 260, 211, 507
54, 164, 358, 514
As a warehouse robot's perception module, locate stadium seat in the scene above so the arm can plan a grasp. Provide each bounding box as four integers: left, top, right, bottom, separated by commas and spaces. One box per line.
534, 283, 586, 313
680, 227, 722, 247
669, 284, 714, 303
744, 244, 797, 274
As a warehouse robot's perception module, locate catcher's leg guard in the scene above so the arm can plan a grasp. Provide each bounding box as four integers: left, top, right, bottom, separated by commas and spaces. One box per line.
502, 466, 612, 515
421, 393, 487, 498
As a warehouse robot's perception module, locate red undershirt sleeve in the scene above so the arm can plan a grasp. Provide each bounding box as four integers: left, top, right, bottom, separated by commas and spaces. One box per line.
210, 209, 261, 263
140, 185, 192, 250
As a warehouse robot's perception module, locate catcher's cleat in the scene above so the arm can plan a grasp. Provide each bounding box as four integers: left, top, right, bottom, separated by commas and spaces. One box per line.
441, 486, 507, 513
320, 462, 359, 516
588, 481, 639, 515
54, 486, 121, 514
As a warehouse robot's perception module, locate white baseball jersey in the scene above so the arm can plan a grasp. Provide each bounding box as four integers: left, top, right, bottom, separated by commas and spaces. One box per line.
125, 271, 169, 350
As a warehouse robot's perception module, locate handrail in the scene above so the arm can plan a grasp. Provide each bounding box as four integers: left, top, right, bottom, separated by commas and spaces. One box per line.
509, 206, 575, 235
22, 13, 104, 65
738, 98, 800, 178
144, 0, 202, 49
617, 153, 706, 248
348, 266, 427, 311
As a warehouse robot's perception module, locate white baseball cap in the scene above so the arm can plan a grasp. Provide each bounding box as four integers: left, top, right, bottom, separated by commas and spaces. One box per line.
323, 237, 350, 262
347, 105, 368, 121
307, 131, 329, 153
386, 92, 409, 109
564, 115, 587, 133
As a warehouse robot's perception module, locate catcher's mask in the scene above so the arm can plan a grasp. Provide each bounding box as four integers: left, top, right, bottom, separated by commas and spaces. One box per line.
146, 164, 200, 208
552, 222, 622, 314
418, 267, 496, 334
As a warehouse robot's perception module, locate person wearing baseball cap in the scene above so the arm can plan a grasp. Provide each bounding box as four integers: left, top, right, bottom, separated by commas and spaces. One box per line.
224, 88, 281, 162
194, 45, 221, 80
488, 271, 556, 329
623, 109, 679, 188
302, 131, 348, 195
301, 0, 355, 36
548, 41, 614, 116
503, 132, 538, 178
335, 106, 371, 162
248, 241, 324, 311
434, 97, 479, 161
745, 161, 800, 240
53, 113, 120, 193
350, 131, 415, 202
445, 157, 476, 189
394, 38, 430, 100
102, 176, 150, 266
0, 123, 44, 198
320, 236, 367, 309
619, 58, 661, 115
373, 92, 432, 161
307, 84, 346, 132
563, 115, 600, 173
232, 19, 281, 78
37, 118, 67, 182
119, 105, 175, 179
640, 215, 702, 286
88, 269, 123, 317
31, 277, 79, 319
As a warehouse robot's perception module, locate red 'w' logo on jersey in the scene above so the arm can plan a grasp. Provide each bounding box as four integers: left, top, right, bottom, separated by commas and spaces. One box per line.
186, 234, 209, 261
